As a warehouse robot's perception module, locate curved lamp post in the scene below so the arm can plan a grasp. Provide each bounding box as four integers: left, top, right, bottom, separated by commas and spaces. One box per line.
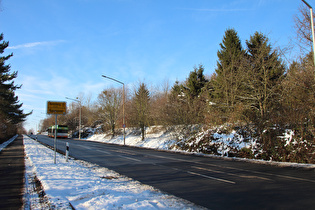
102, 75, 126, 145
66, 97, 82, 139
302, 0, 315, 70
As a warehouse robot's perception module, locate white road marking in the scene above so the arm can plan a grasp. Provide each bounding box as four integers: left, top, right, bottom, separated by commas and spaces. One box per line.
119, 155, 142, 162
118, 150, 138, 156
199, 162, 315, 183
191, 166, 272, 181
148, 154, 189, 162
76, 145, 93, 150
167, 166, 235, 184
96, 149, 111, 154
145, 154, 315, 183
76, 145, 111, 155
186, 171, 236, 184
80, 144, 315, 184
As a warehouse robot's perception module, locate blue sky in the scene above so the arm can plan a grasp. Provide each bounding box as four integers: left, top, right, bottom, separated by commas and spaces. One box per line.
0, 0, 307, 131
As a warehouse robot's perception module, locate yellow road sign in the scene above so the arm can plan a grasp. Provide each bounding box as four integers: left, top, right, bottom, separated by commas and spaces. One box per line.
47, 101, 67, 115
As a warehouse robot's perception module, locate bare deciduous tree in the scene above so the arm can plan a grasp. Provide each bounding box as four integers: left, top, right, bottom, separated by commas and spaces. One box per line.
97, 88, 123, 137
294, 4, 315, 55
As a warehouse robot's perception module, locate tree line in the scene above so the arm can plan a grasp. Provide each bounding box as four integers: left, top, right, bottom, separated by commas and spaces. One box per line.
40, 5, 315, 163
1, 3, 312, 162
39, 26, 314, 163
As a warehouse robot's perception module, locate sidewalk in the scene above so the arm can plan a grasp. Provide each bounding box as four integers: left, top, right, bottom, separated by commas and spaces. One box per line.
0, 135, 25, 209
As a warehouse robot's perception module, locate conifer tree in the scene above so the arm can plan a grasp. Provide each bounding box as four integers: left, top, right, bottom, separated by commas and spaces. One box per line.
213, 28, 245, 113
243, 32, 285, 121
186, 64, 207, 98
134, 82, 150, 140
165, 81, 190, 125
165, 66, 208, 126
185, 65, 208, 123
0, 33, 31, 139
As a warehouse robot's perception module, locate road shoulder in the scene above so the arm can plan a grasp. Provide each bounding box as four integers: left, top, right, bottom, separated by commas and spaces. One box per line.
0, 135, 25, 209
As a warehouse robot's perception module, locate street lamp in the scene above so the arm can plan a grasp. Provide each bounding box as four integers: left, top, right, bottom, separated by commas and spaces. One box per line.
66, 97, 82, 139
302, 0, 315, 69
102, 75, 126, 145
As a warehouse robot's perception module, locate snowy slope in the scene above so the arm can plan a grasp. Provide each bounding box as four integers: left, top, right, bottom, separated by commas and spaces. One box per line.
86, 126, 315, 169
87, 125, 255, 155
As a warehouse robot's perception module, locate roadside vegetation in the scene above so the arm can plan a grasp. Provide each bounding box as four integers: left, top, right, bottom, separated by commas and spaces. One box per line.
0, 34, 30, 143
40, 4, 315, 163
1, 4, 313, 163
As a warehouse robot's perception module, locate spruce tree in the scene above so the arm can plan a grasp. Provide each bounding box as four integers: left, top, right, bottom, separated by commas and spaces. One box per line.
165, 81, 189, 125
213, 28, 245, 112
0, 33, 30, 139
241, 32, 286, 160
134, 82, 150, 140
186, 64, 207, 98
243, 32, 285, 121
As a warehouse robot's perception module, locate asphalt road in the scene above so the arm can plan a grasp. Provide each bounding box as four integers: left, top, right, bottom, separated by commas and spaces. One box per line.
0, 135, 25, 209
35, 134, 315, 209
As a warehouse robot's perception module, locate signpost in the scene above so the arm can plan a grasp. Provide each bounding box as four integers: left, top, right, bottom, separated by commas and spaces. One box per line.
47, 101, 67, 164
47, 101, 67, 115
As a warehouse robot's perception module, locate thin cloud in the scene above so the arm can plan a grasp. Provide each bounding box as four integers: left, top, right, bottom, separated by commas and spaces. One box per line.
8, 40, 65, 50
178, 8, 252, 12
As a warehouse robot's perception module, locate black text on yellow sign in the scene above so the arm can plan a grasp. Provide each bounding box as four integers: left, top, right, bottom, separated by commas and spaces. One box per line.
47, 101, 67, 115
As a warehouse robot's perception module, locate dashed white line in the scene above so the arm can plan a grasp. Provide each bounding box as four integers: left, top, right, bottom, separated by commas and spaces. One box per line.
191, 166, 272, 181
199, 163, 315, 183
79, 145, 315, 184
146, 154, 315, 184
187, 171, 236, 184
167, 166, 235, 184
96, 149, 111, 154
119, 155, 142, 162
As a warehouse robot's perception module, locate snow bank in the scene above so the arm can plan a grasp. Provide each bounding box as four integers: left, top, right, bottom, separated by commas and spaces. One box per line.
85, 125, 315, 169
0, 134, 18, 152
88, 126, 176, 150
87, 125, 255, 155
23, 135, 201, 209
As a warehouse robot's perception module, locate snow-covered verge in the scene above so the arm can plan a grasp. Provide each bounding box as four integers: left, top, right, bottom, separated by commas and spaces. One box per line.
86, 125, 315, 169
0, 134, 18, 152
88, 126, 176, 150
87, 125, 257, 155
23, 135, 203, 209
87, 125, 258, 154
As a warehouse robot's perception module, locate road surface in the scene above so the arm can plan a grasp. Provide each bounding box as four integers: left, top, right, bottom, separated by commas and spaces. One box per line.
0, 135, 25, 209
35, 134, 315, 209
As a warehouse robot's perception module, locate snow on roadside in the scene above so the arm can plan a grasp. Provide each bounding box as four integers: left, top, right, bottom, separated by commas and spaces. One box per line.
0, 134, 18, 152
86, 126, 315, 169
88, 126, 176, 150
87, 126, 252, 155
23, 135, 203, 209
